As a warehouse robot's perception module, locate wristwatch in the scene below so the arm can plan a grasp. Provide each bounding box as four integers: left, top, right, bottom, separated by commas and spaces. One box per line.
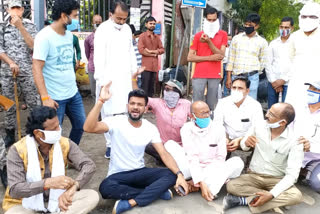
176, 170, 183, 176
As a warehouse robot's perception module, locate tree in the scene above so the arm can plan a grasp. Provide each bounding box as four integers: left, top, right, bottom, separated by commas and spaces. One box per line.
228, 0, 303, 41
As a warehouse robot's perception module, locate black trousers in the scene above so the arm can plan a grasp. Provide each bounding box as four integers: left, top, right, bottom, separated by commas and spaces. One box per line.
141, 71, 156, 97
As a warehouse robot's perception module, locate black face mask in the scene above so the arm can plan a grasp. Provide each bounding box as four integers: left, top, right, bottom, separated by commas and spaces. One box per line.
244, 26, 255, 35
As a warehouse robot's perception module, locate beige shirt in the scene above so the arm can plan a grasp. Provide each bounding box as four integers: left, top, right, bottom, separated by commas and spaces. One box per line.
7, 139, 96, 200
240, 121, 304, 197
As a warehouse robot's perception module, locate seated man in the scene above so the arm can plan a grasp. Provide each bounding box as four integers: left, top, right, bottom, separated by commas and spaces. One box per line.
3, 106, 98, 214
132, 72, 191, 163
83, 83, 188, 214
165, 101, 244, 201
294, 79, 320, 193
224, 103, 303, 213
214, 76, 264, 152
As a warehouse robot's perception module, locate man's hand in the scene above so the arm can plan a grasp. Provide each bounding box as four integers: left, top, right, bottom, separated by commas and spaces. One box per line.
250, 192, 273, 207
275, 86, 283, 93
227, 137, 242, 152
99, 81, 112, 102
209, 54, 224, 61
58, 184, 77, 212
132, 66, 146, 80
10, 63, 19, 76
42, 97, 59, 110
75, 60, 80, 71
200, 181, 214, 201
298, 136, 310, 152
200, 34, 210, 43
226, 74, 232, 89
44, 176, 75, 190
11, 15, 23, 29
174, 174, 189, 196
271, 79, 285, 90
245, 136, 258, 148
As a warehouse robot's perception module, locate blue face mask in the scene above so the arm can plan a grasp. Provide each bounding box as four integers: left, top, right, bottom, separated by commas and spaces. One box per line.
67, 19, 80, 31
193, 114, 211, 128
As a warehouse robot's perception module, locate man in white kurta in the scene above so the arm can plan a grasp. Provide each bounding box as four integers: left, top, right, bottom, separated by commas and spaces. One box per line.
285, 2, 320, 114
94, 2, 137, 154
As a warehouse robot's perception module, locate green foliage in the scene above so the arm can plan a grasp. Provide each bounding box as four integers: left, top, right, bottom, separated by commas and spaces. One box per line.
229, 0, 303, 41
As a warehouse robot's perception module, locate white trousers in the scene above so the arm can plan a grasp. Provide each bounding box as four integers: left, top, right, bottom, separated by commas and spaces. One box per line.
165, 140, 244, 195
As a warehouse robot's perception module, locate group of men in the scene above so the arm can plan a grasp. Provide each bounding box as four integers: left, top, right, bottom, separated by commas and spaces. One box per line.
0, 0, 320, 214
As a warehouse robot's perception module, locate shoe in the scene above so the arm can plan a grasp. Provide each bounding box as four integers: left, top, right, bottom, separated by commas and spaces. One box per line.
112, 200, 131, 214
4, 129, 15, 148
223, 194, 242, 210
0, 165, 7, 188
104, 147, 111, 159
159, 189, 173, 200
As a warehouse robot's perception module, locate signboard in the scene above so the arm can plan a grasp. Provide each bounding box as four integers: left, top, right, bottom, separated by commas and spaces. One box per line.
182, 0, 207, 8
130, 7, 141, 31
154, 23, 162, 35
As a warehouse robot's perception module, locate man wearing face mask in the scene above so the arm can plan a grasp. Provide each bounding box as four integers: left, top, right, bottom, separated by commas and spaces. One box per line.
94, 1, 137, 159
132, 72, 191, 164
3, 106, 98, 214
266, 17, 294, 108
33, 0, 86, 146
187, 6, 227, 111
138, 16, 164, 97
84, 14, 103, 98
84, 85, 188, 214
286, 2, 320, 116
214, 76, 264, 153
226, 13, 268, 100
165, 101, 244, 202
292, 79, 320, 193
0, 0, 41, 148
224, 103, 304, 213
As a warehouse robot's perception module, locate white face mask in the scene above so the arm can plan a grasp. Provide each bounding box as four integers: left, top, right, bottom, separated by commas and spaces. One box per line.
266, 120, 284, 129
203, 19, 220, 38
307, 90, 320, 104
230, 89, 244, 103
112, 18, 124, 30
39, 126, 62, 144
299, 16, 319, 32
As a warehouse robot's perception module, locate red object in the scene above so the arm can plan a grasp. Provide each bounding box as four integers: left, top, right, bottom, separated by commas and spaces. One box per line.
190, 30, 228, 78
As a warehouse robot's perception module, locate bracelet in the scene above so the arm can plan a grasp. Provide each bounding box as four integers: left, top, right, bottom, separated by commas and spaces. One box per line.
176, 170, 183, 177
98, 97, 105, 103
41, 96, 50, 102
132, 78, 137, 81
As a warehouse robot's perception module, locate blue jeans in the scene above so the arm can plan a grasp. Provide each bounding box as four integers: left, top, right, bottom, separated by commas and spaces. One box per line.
99, 167, 176, 206
55, 91, 86, 145
267, 83, 288, 109
232, 72, 259, 100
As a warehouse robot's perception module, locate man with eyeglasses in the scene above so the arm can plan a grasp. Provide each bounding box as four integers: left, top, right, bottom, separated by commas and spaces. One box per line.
214, 76, 264, 153
293, 79, 320, 193
94, 1, 138, 158
223, 102, 304, 213
285, 2, 320, 116
266, 17, 294, 108
165, 100, 244, 202
226, 13, 268, 100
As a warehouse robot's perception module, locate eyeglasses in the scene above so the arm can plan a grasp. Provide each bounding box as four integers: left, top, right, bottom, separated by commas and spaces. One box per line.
266, 110, 279, 118
114, 16, 128, 22
301, 15, 318, 19
193, 111, 210, 118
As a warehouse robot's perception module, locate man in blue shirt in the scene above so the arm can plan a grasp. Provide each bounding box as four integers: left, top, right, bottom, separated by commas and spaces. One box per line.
32, 0, 85, 145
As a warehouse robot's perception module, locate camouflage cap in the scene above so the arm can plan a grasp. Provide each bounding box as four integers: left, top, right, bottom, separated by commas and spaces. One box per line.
165, 79, 185, 95
8, 0, 22, 8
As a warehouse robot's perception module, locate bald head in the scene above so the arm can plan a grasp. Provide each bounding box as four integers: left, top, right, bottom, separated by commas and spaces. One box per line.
191, 101, 210, 119
269, 103, 295, 126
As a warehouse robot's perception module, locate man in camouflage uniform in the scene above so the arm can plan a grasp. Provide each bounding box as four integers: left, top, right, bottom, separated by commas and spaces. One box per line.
0, 0, 40, 148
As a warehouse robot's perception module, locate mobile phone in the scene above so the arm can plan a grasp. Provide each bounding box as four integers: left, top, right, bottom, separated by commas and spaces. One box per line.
178, 185, 186, 196
241, 118, 250, 122
209, 144, 217, 147
250, 196, 260, 205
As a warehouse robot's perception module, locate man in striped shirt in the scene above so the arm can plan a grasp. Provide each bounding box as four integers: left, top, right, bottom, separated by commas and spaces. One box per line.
130, 24, 142, 88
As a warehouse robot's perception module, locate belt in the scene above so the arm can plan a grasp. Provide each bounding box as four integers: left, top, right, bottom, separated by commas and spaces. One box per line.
235, 70, 258, 77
